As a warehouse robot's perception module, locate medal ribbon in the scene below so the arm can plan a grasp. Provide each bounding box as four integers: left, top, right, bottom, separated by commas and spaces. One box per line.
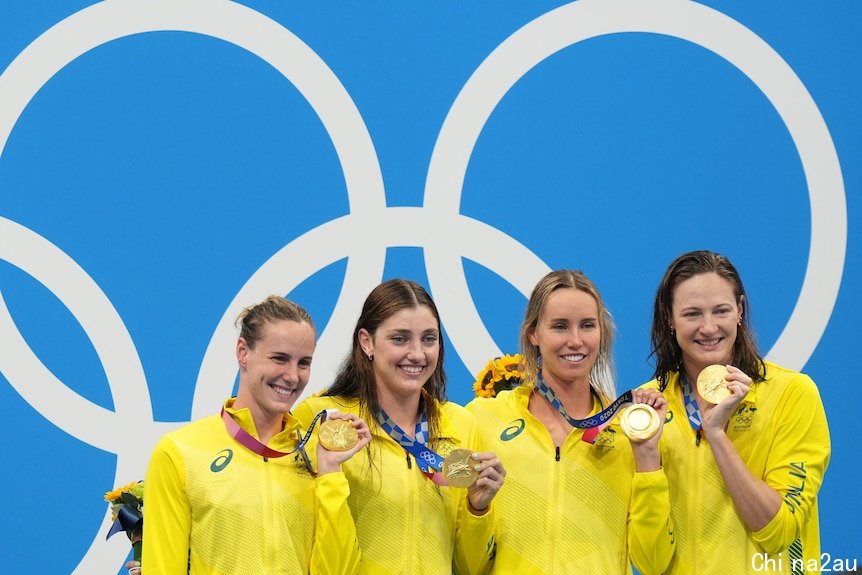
221, 405, 328, 472
679, 372, 704, 434
376, 408, 448, 484
534, 372, 633, 444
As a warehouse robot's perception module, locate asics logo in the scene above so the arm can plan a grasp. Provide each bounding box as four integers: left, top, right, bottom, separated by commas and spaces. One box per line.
210, 449, 233, 473
501, 419, 526, 441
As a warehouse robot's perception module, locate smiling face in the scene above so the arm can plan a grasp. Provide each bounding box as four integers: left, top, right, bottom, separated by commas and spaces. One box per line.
235, 318, 315, 424
528, 287, 600, 389
359, 305, 440, 404
670, 272, 743, 380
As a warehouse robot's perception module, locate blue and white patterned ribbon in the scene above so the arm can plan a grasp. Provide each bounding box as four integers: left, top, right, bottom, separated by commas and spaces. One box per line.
679, 372, 703, 433
376, 408, 445, 473
534, 372, 634, 443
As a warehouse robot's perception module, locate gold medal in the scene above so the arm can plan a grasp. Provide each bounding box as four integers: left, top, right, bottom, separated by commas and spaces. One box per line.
619, 404, 660, 441
442, 448, 478, 488
697, 364, 732, 404
318, 419, 359, 452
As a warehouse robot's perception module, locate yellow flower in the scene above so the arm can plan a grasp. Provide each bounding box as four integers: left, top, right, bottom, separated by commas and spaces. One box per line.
104, 480, 142, 503
473, 359, 498, 398
494, 354, 523, 381
473, 354, 523, 397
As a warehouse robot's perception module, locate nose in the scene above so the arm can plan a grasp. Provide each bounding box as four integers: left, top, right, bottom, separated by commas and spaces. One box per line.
406, 340, 425, 361
700, 314, 718, 333
282, 362, 300, 384
568, 328, 583, 347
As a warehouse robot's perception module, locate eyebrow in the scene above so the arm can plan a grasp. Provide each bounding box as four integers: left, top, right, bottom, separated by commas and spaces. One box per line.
386, 328, 439, 334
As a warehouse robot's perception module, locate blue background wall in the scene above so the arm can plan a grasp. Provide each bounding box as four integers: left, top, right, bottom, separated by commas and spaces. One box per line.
1, 1, 858, 572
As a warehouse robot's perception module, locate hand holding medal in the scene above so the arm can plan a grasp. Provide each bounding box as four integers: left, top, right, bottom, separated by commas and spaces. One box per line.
443, 449, 479, 488
696, 365, 752, 438
319, 417, 359, 451
316, 410, 372, 474
456, 451, 506, 515
697, 364, 733, 404
622, 389, 667, 443
620, 404, 661, 441
620, 388, 667, 473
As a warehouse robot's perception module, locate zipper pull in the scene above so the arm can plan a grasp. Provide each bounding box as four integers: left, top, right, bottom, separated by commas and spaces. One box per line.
555, 446, 561, 462
695, 429, 702, 446
406, 452, 413, 469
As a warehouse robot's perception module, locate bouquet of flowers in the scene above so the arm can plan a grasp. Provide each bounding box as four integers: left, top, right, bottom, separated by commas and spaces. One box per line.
104, 480, 144, 562
473, 353, 523, 398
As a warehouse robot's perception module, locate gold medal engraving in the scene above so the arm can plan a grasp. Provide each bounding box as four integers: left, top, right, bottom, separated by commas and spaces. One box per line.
318, 419, 359, 452
442, 448, 478, 488
696, 364, 732, 404
620, 404, 660, 441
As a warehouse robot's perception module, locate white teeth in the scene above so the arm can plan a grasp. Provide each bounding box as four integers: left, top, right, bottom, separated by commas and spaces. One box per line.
562, 354, 586, 362
271, 386, 294, 397
401, 365, 423, 374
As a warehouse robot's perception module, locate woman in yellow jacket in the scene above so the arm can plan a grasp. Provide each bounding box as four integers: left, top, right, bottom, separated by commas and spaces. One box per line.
467, 269, 675, 575
142, 295, 371, 575
295, 279, 505, 575
642, 250, 830, 574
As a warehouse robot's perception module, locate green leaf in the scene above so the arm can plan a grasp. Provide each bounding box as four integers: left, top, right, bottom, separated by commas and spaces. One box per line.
120, 492, 141, 509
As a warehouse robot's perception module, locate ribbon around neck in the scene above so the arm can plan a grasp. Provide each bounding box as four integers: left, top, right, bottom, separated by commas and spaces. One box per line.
534, 372, 634, 444
376, 408, 449, 485
220, 405, 329, 472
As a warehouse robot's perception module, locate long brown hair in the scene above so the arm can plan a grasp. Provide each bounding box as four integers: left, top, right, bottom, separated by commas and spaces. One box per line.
519, 270, 616, 402
649, 250, 765, 390
326, 279, 447, 445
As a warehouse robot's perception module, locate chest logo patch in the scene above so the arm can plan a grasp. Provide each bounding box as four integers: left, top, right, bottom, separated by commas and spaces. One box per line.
210, 448, 233, 472
593, 428, 617, 449
500, 418, 525, 441
731, 405, 757, 432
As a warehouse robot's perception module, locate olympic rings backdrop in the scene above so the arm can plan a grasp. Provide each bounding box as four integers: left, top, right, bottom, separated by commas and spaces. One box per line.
1, 1, 859, 572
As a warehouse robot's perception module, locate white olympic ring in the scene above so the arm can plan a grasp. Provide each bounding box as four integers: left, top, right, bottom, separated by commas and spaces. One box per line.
419, 450, 439, 463
0, 0, 845, 571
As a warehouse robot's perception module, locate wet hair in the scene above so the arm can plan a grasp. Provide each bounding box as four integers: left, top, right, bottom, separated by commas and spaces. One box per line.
519, 270, 616, 403
649, 250, 765, 390
236, 295, 315, 347
325, 279, 446, 445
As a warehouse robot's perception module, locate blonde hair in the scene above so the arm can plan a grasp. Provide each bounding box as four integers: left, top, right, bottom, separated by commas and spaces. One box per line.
519, 270, 616, 402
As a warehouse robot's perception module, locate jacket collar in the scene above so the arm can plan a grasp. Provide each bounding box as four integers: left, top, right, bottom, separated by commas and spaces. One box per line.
222, 397, 302, 450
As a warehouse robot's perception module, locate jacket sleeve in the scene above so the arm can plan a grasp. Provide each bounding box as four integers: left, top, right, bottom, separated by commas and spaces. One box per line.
453, 498, 496, 575
751, 374, 831, 553
142, 436, 191, 574
452, 414, 497, 575
296, 398, 363, 575
310, 472, 362, 575
627, 469, 675, 575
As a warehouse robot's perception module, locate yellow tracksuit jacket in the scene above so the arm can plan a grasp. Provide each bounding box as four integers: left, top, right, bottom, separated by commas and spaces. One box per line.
143, 398, 361, 574
641, 361, 830, 574
294, 395, 496, 575
466, 385, 675, 575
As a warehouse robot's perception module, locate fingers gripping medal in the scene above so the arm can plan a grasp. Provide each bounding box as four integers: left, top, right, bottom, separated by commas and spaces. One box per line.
697, 364, 732, 404
318, 418, 359, 452
619, 404, 660, 441
442, 448, 478, 488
